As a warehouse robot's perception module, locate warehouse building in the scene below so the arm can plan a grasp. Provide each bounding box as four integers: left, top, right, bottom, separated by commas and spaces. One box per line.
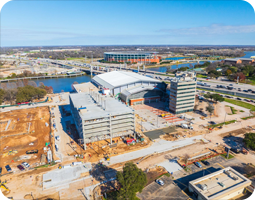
92, 71, 163, 96
189, 167, 251, 200
169, 71, 197, 114
224, 58, 242, 64
104, 51, 161, 64
69, 92, 135, 149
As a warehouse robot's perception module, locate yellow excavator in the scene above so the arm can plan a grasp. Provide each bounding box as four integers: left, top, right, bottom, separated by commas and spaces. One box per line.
161, 113, 172, 117
0, 180, 10, 192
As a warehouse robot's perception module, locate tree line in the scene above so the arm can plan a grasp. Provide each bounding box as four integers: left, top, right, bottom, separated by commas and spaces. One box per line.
0, 80, 53, 105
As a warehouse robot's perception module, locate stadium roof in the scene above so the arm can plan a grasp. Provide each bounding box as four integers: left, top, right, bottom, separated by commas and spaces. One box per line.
92, 71, 161, 90
104, 51, 158, 55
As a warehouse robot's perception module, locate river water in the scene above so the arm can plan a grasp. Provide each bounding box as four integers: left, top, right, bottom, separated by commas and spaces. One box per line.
5, 51, 254, 93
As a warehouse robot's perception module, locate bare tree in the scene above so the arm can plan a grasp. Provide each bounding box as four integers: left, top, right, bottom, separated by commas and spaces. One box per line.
28, 81, 37, 87
182, 154, 190, 166
0, 83, 7, 90
4, 89, 17, 104
17, 80, 24, 87
23, 79, 28, 86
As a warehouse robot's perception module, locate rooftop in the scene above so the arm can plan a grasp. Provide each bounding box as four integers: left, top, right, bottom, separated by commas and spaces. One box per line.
189, 167, 251, 200
70, 92, 134, 120
92, 71, 161, 90
73, 82, 99, 93
121, 85, 161, 97
104, 51, 158, 55
171, 71, 197, 83
224, 58, 241, 61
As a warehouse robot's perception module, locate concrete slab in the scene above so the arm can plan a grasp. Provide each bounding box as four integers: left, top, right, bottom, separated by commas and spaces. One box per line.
158, 160, 183, 174
43, 163, 91, 189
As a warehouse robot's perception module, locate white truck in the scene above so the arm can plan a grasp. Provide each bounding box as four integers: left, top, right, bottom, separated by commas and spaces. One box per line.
181, 123, 194, 130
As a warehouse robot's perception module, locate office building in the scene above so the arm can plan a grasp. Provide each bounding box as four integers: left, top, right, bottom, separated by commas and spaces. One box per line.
169, 71, 197, 114
69, 92, 135, 149
189, 167, 251, 200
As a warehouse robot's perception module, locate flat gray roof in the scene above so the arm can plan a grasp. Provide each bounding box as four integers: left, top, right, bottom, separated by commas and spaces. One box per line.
92, 71, 161, 90
73, 82, 99, 93
189, 167, 251, 200
70, 92, 134, 120
224, 58, 241, 61
121, 85, 161, 97
104, 51, 158, 55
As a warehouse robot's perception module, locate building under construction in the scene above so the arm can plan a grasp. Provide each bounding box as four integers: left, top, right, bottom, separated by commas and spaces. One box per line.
69, 92, 135, 150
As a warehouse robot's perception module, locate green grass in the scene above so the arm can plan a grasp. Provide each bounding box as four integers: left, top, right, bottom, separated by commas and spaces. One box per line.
241, 116, 255, 120
240, 110, 244, 112
220, 153, 235, 159
208, 120, 236, 128
196, 74, 207, 78
230, 106, 237, 114
224, 98, 255, 111
157, 173, 170, 178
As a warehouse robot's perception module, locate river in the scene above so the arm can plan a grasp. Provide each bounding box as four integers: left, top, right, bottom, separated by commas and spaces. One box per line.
4, 51, 254, 93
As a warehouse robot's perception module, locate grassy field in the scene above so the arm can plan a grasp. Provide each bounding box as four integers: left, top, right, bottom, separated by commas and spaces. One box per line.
220, 153, 235, 159
224, 98, 255, 111
196, 74, 207, 78
208, 120, 236, 128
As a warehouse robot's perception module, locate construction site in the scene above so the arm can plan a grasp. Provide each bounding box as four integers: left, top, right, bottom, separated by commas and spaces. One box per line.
0, 107, 52, 174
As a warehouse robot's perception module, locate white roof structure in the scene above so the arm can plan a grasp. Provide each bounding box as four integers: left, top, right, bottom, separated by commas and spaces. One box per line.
121, 85, 160, 97
92, 71, 161, 90
69, 92, 134, 120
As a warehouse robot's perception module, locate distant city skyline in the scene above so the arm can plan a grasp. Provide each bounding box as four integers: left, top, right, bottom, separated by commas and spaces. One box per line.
1, 1, 255, 46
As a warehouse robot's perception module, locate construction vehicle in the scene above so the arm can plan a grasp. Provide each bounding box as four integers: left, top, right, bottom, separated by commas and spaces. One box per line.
105, 155, 110, 161
161, 113, 172, 117
0, 181, 10, 192
242, 148, 248, 155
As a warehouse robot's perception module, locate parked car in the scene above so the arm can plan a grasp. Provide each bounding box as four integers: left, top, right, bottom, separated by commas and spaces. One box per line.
243, 90, 248, 92
194, 162, 202, 168
229, 84, 233, 86
156, 179, 164, 186
201, 160, 210, 166
238, 88, 241, 91
17, 165, 25, 171
231, 148, 241, 154
248, 89, 252, 92
0, 167, 2, 174
244, 99, 251, 102
252, 91, 255, 93
5, 165, 12, 172
208, 121, 217, 125
22, 162, 30, 168
236, 98, 242, 100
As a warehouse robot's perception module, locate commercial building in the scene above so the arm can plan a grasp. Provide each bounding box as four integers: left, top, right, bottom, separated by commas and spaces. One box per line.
69, 92, 135, 149
169, 71, 197, 114
189, 167, 251, 200
224, 58, 242, 64
104, 51, 161, 63
119, 85, 164, 105
224, 58, 255, 64
92, 71, 163, 96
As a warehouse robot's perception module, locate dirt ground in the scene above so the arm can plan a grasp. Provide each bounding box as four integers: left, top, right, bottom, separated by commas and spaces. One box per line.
69, 135, 152, 163
0, 107, 51, 173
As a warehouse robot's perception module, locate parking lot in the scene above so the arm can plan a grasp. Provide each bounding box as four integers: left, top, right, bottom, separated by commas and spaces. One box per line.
137, 175, 189, 200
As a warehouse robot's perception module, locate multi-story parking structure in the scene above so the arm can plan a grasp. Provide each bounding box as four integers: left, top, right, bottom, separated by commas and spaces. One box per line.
104, 51, 161, 64
169, 71, 197, 114
69, 92, 135, 149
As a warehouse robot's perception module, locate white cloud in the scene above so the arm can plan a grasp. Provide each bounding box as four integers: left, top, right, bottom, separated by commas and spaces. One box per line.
158, 24, 255, 35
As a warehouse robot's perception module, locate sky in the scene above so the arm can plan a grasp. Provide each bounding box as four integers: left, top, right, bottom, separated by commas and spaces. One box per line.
1, 0, 255, 46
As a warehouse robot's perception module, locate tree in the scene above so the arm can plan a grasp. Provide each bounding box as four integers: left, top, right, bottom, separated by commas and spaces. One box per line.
17, 80, 24, 87
234, 72, 246, 82
206, 103, 214, 120
28, 81, 37, 87
115, 162, 147, 200
4, 89, 18, 104
243, 133, 255, 150
0, 89, 5, 105
16, 85, 47, 103
225, 69, 232, 76
182, 154, 190, 166
204, 92, 213, 101
212, 94, 224, 103
23, 79, 29, 86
